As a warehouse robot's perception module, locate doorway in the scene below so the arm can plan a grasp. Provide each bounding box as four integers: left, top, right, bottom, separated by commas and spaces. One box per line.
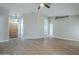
9, 18, 23, 39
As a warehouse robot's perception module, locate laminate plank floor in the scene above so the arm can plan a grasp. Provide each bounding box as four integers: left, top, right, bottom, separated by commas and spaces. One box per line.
0, 38, 79, 55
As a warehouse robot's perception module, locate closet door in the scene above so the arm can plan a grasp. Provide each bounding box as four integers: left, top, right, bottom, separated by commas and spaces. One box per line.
9, 22, 18, 38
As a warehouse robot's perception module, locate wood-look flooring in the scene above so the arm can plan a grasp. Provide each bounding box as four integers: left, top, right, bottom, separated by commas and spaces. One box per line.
0, 38, 79, 55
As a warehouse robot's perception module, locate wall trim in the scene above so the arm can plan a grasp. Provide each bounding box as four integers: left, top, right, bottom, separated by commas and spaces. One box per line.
0, 39, 9, 42
21, 36, 44, 40
53, 36, 79, 41
17, 35, 79, 42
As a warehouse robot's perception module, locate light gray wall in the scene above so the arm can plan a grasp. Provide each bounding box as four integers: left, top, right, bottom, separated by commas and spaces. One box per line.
23, 13, 46, 39
53, 15, 79, 41
0, 7, 9, 42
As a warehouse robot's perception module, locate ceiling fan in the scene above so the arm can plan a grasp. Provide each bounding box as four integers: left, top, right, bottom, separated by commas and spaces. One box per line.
38, 3, 51, 10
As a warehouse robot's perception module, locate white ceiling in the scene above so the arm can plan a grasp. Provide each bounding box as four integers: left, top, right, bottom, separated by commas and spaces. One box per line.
0, 3, 79, 17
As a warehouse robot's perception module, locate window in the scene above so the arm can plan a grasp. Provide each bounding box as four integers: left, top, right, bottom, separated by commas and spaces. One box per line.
20, 18, 23, 36
44, 19, 48, 35
49, 23, 53, 36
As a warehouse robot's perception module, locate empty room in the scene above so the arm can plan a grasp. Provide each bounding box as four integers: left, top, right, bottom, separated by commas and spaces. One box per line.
0, 3, 79, 55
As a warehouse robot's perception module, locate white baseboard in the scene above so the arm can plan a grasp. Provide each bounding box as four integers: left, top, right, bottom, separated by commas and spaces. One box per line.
53, 36, 79, 41
22, 36, 44, 40
0, 39, 9, 42
19, 35, 79, 41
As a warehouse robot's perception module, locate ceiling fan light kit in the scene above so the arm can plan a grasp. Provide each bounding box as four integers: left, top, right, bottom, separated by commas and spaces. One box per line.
40, 3, 44, 7
38, 3, 51, 10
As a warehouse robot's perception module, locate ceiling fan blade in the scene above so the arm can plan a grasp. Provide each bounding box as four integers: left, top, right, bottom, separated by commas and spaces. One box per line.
44, 4, 50, 8
38, 6, 40, 10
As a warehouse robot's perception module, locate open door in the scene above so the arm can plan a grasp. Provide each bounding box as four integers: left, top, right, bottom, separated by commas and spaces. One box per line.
9, 22, 18, 38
